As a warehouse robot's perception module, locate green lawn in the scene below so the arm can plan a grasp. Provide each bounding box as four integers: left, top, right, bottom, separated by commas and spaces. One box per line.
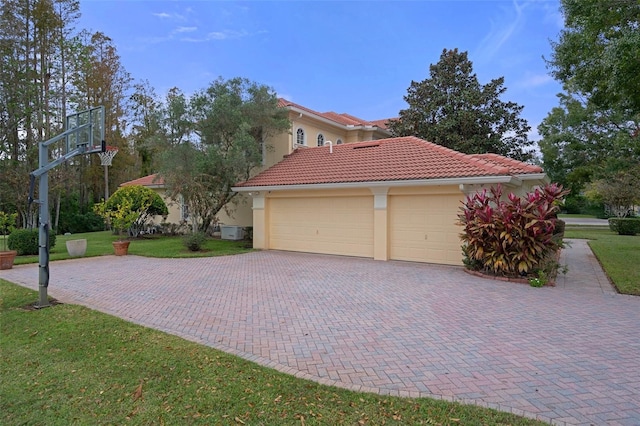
0, 281, 545, 425
564, 226, 640, 295
12, 231, 252, 266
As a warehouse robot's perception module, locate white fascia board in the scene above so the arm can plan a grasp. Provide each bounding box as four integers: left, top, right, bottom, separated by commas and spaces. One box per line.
287, 105, 391, 136
516, 173, 549, 183
232, 175, 519, 193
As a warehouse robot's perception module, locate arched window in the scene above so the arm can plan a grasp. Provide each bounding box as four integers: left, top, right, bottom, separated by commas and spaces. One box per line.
296, 128, 305, 146
317, 133, 325, 147
336, 139, 344, 145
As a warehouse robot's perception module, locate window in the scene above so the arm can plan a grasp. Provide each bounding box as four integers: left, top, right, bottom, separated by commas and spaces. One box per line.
336, 139, 343, 145
317, 133, 325, 147
296, 128, 305, 146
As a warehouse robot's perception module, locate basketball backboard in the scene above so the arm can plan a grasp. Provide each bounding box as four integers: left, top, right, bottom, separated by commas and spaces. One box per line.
65, 106, 105, 152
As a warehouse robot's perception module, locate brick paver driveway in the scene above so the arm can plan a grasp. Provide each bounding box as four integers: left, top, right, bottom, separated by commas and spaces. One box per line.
2, 247, 639, 425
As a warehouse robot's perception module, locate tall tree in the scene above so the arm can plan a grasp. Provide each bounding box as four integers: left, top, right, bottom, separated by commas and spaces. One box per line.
0, 0, 78, 225
73, 30, 133, 205
157, 78, 290, 233
549, 0, 640, 117
129, 80, 162, 176
540, 0, 639, 209
389, 48, 532, 161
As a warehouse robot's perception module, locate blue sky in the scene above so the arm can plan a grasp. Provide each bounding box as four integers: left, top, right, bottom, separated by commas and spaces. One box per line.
78, 0, 564, 142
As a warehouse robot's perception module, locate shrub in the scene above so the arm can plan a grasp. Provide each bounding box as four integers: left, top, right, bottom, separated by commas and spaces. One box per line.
459, 183, 569, 277
94, 185, 168, 237
183, 232, 206, 252
7, 228, 57, 255
608, 217, 640, 236
0, 211, 17, 251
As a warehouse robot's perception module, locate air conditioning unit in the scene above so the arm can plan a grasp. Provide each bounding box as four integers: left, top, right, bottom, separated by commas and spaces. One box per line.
220, 225, 244, 241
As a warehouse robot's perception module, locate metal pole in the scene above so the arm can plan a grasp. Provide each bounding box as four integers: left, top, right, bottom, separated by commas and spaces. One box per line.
104, 164, 109, 201
37, 142, 50, 308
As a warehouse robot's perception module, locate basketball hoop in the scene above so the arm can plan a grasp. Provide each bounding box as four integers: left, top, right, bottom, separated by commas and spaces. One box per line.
98, 146, 118, 166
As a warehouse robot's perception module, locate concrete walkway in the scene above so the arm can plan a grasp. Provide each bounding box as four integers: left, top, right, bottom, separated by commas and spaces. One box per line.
1, 242, 638, 425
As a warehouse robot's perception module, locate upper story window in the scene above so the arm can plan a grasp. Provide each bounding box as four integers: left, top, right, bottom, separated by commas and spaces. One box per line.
336, 139, 343, 145
296, 128, 305, 146
317, 133, 325, 147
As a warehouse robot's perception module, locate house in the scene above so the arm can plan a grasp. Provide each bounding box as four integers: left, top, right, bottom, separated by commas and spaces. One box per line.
232, 136, 547, 266
120, 99, 393, 228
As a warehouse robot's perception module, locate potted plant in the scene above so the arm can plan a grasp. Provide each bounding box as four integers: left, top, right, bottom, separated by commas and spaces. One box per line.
95, 198, 137, 256
0, 211, 18, 269
93, 186, 168, 256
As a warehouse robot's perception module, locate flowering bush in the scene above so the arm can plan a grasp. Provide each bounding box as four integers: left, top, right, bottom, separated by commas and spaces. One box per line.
94, 185, 168, 237
459, 183, 569, 277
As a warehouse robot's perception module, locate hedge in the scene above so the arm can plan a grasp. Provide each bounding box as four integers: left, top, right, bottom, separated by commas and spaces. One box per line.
608, 217, 640, 236
7, 228, 57, 255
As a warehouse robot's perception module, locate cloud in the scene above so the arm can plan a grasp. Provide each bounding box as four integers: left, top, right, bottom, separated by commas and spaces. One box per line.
153, 12, 171, 19
180, 29, 250, 43
174, 26, 197, 34
518, 73, 553, 89
475, 0, 527, 62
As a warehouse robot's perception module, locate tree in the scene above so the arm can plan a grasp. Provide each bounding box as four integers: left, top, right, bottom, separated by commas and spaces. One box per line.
94, 185, 168, 237
130, 80, 163, 176
540, 0, 640, 212
586, 165, 640, 218
389, 48, 532, 161
549, 0, 640, 117
157, 77, 290, 233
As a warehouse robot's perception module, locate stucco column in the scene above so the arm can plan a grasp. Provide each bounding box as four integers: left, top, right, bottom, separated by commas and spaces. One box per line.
371, 187, 389, 261
251, 192, 267, 249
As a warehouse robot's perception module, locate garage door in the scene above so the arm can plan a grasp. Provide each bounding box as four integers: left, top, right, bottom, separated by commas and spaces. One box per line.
269, 196, 374, 257
389, 194, 463, 265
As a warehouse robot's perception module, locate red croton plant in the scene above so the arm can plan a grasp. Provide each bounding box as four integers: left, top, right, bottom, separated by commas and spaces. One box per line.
459, 183, 570, 277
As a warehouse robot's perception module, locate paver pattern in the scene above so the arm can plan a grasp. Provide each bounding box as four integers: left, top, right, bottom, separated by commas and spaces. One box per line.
1, 239, 638, 425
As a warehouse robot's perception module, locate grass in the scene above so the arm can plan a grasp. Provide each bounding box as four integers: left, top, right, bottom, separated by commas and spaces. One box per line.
0, 282, 546, 425
11, 231, 252, 266
564, 226, 640, 295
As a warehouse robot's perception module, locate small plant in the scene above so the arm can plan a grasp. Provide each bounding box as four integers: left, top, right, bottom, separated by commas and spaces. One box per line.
528, 270, 547, 288
0, 211, 18, 251
183, 232, 206, 252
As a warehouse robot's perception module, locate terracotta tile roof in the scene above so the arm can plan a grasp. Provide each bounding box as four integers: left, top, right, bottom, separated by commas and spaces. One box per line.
470, 153, 542, 174
120, 173, 165, 187
278, 98, 390, 131
235, 136, 543, 188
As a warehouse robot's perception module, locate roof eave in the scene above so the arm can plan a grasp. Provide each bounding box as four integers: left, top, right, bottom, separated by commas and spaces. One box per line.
232, 175, 520, 193
287, 105, 392, 136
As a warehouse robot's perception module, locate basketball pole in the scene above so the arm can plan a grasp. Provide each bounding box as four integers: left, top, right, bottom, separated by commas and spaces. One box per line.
29, 106, 105, 308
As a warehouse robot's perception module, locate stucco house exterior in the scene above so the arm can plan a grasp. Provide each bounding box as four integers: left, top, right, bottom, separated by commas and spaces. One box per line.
120, 99, 393, 228
120, 99, 548, 266
232, 136, 547, 266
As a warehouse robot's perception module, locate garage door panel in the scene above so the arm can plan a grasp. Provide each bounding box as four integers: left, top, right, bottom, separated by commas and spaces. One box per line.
390, 194, 462, 265
269, 196, 374, 258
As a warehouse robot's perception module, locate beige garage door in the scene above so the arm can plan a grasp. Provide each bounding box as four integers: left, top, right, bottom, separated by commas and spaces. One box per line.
390, 194, 463, 265
269, 196, 374, 257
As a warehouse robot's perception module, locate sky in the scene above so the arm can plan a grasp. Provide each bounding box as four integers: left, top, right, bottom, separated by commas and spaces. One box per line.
78, 0, 565, 142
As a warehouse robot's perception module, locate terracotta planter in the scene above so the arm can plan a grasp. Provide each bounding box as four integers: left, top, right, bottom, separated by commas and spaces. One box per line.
66, 239, 87, 257
0, 250, 17, 270
112, 241, 130, 256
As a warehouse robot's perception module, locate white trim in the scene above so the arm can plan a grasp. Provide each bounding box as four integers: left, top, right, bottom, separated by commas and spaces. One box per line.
233, 175, 523, 193
287, 105, 392, 136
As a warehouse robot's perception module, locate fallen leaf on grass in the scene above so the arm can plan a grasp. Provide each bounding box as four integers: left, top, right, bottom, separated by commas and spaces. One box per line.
133, 380, 143, 401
